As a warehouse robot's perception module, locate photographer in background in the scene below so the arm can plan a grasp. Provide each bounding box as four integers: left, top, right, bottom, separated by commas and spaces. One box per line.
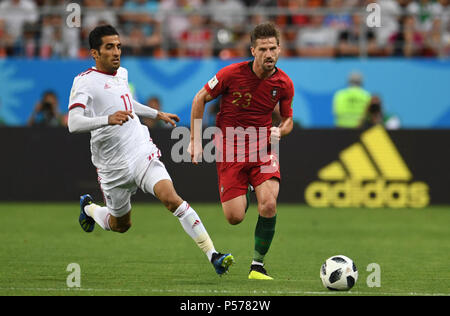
333, 71, 371, 128
28, 90, 64, 127
359, 95, 401, 130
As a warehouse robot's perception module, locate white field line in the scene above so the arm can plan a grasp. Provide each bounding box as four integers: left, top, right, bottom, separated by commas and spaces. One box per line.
0, 287, 449, 296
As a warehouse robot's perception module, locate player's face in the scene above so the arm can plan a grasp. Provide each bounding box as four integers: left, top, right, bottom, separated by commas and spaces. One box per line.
251, 37, 280, 74
92, 35, 121, 73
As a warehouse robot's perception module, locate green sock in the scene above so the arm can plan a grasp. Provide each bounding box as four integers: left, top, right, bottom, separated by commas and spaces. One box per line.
253, 214, 277, 263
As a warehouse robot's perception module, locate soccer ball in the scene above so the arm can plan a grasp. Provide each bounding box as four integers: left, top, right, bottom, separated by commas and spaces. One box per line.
320, 255, 358, 291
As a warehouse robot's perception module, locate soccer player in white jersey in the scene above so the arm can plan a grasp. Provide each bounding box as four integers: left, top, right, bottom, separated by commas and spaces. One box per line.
67, 25, 234, 275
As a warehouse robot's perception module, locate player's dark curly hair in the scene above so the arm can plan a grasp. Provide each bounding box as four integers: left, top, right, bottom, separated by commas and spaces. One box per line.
250, 22, 280, 47
89, 25, 119, 51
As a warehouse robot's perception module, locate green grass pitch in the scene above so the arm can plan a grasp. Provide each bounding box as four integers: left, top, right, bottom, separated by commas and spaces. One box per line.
0, 202, 449, 296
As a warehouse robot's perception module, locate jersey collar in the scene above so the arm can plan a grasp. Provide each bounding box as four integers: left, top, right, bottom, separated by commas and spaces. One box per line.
248, 61, 278, 79
90, 67, 117, 76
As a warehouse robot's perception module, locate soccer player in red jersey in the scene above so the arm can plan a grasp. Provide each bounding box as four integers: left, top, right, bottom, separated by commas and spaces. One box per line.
188, 23, 294, 280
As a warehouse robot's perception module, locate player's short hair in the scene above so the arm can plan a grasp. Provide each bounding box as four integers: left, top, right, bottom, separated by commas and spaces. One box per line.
89, 25, 119, 51
250, 22, 280, 47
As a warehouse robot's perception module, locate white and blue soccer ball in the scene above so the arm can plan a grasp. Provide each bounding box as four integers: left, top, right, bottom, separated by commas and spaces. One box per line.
320, 255, 358, 291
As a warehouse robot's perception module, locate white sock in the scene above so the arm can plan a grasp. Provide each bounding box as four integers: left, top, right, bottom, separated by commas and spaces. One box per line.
252, 260, 264, 266
173, 201, 216, 261
85, 204, 111, 231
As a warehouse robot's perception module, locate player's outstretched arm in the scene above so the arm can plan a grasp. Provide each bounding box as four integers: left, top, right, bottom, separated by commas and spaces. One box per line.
156, 111, 180, 127
132, 99, 179, 127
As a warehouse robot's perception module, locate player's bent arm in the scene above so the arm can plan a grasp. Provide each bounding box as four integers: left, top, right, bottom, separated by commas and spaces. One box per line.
189, 87, 214, 164
68, 107, 109, 133
190, 87, 214, 141
279, 116, 294, 137
68, 108, 134, 133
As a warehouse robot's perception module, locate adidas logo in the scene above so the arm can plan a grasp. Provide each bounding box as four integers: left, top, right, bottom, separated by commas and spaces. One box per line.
192, 220, 201, 229
305, 125, 429, 208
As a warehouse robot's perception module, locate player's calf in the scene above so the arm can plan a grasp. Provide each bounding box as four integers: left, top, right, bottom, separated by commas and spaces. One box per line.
110, 222, 131, 233
109, 213, 132, 233
153, 179, 183, 212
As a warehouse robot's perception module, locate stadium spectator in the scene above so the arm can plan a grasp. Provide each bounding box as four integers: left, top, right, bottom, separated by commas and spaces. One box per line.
62, 15, 81, 59
159, 0, 203, 56
308, 0, 326, 7
39, 0, 82, 59
432, 0, 450, 51
323, 0, 352, 31
81, 0, 119, 51
39, 14, 62, 58
16, 22, 38, 57
214, 28, 251, 59
242, 0, 277, 7
423, 17, 443, 56
0, 0, 448, 58
406, 0, 440, 33
208, 0, 248, 57
0, 19, 13, 57
28, 90, 65, 127
208, 0, 246, 30
178, 10, 213, 57
387, 14, 424, 56
295, 14, 337, 57
121, 24, 161, 56
0, 0, 38, 44
120, 0, 161, 57
276, 0, 311, 56
287, 0, 310, 27
335, 13, 382, 57
82, 0, 118, 31
364, 0, 401, 49
332, 71, 371, 128
122, 0, 159, 18
434, 0, 450, 27
359, 95, 401, 129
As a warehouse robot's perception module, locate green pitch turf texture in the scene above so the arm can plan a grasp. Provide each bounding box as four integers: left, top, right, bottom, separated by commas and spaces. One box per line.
0, 202, 449, 296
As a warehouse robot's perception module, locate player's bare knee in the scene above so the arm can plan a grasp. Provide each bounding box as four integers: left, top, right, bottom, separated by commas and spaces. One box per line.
258, 199, 277, 217
226, 213, 244, 225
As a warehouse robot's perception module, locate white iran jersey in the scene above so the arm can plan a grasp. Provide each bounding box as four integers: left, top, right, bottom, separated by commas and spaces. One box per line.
68, 67, 157, 171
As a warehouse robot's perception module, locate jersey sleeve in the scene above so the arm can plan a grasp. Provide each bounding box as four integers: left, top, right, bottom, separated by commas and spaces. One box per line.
203, 65, 232, 99
68, 76, 92, 111
279, 77, 294, 117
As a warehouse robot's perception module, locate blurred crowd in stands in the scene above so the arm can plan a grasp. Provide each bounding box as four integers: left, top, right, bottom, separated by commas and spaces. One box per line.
0, 0, 449, 59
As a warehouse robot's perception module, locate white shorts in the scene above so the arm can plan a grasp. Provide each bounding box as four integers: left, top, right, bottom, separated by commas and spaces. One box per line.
97, 154, 171, 217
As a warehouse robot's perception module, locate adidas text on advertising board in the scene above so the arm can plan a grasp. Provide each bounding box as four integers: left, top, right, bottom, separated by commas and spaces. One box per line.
304, 126, 429, 208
